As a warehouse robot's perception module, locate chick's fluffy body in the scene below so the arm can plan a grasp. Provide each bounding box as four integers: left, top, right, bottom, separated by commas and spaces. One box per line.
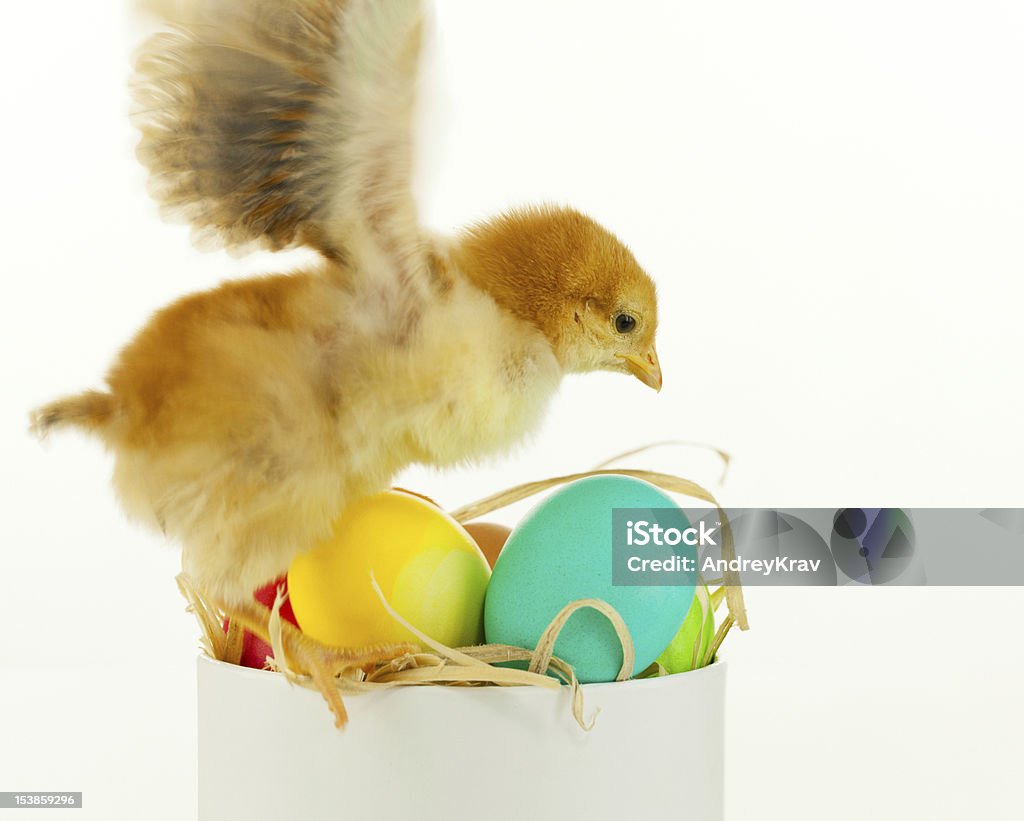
97, 256, 559, 598
35, 0, 662, 608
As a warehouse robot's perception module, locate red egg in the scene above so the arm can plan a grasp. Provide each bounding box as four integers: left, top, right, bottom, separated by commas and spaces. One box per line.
222, 575, 298, 669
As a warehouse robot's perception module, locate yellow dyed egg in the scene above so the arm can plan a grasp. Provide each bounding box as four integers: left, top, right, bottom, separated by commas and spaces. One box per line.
288, 490, 491, 648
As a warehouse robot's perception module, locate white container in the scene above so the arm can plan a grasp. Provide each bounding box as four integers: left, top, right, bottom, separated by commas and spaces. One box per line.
197, 655, 726, 820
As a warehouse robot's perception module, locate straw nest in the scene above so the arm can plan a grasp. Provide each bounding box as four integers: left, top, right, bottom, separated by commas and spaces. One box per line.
180, 443, 747, 730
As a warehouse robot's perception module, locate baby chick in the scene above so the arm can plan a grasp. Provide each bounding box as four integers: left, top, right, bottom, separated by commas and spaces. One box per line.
32, 0, 662, 727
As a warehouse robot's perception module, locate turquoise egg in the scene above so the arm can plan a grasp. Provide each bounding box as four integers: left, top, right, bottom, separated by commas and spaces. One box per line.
483, 475, 696, 683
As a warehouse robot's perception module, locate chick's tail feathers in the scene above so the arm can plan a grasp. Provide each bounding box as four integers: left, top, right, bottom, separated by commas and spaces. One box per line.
30, 391, 117, 439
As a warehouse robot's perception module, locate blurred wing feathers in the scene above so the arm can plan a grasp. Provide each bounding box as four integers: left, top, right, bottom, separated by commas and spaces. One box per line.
133, 0, 428, 291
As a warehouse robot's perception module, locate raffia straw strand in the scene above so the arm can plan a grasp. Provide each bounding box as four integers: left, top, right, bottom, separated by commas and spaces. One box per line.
177, 573, 227, 660
526, 598, 635, 682
701, 614, 735, 669
370, 665, 563, 687
454, 645, 582, 691
450, 468, 716, 521
715, 515, 748, 630
223, 619, 244, 666
370, 575, 565, 692
370, 575, 498, 671
268, 584, 303, 684
591, 440, 731, 484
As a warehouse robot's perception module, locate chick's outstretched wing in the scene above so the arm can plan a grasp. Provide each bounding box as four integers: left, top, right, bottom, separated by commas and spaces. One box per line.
133, 0, 430, 319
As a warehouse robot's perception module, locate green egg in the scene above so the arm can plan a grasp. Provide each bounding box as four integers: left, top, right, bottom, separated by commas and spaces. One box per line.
483, 475, 696, 683
655, 584, 715, 674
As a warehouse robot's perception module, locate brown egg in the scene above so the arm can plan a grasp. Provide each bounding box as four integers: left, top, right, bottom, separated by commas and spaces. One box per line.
463, 522, 513, 569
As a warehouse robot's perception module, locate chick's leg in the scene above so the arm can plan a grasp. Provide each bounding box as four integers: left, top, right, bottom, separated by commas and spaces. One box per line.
214, 596, 416, 729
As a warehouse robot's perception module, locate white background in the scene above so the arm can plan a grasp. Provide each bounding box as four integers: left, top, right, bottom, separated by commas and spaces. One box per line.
2, 0, 1022, 818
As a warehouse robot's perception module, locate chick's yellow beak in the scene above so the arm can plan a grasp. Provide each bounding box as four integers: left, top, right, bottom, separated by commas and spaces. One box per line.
617, 348, 662, 392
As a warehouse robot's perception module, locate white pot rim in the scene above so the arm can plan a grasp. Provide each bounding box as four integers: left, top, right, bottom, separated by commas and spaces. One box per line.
197, 651, 725, 697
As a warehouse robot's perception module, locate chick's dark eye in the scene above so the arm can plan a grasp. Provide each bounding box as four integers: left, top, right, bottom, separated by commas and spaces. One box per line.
614, 313, 637, 334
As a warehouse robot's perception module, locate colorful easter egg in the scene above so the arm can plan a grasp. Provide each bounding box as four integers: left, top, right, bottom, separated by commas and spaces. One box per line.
288, 490, 491, 648
484, 475, 696, 683
463, 522, 512, 568
654, 584, 715, 674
